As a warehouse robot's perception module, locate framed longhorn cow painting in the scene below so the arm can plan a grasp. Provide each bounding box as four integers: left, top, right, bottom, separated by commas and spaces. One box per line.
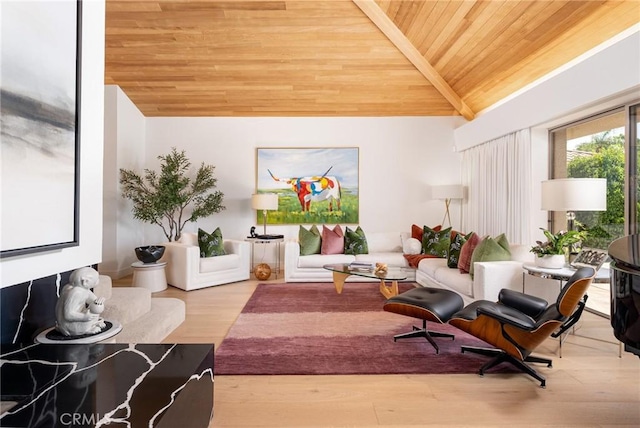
256, 147, 359, 225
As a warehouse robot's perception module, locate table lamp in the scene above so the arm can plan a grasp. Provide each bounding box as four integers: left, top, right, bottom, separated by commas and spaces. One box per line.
251, 193, 279, 238
541, 178, 607, 232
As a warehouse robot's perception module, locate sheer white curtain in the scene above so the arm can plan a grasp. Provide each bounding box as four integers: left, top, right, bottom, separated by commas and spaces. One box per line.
461, 129, 531, 245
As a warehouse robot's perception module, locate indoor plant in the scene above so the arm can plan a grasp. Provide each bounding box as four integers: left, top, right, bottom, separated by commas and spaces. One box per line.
120, 148, 225, 242
530, 227, 587, 269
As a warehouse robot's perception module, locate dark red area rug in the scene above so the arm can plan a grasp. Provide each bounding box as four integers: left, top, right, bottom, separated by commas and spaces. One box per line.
214, 282, 508, 375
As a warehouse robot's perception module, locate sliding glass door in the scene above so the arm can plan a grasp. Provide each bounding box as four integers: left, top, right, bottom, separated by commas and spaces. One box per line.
629, 103, 639, 234
550, 102, 639, 317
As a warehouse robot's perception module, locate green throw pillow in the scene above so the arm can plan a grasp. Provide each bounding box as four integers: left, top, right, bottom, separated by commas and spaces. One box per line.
422, 225, 452, 258
448, 231, 473, 268
299, 225, 322, 255
344, 226, 368, 255
469, 233, 511, 278
198, 227, 226, 257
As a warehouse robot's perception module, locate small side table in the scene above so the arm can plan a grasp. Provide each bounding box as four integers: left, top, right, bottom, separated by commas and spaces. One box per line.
245, 237, 284, 279
131, 261, 168, 292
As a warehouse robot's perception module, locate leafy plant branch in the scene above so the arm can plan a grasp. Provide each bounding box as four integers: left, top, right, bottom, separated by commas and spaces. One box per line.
120, 148, 225, 242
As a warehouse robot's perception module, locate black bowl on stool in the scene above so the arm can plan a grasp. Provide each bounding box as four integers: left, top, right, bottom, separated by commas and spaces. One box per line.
135, 245, 166, 264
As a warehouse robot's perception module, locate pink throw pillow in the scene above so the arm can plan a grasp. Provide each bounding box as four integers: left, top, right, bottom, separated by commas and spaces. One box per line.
457, 232, 480, 274
321, 225, 344, 255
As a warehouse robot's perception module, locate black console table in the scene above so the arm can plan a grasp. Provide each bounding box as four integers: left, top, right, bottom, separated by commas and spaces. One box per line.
0, 343, 214, 428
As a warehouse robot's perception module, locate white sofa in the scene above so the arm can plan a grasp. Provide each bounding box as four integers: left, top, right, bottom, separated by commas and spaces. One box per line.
285, 232, 415, 282
415, 244, 535, 304
161, 232, 250, 291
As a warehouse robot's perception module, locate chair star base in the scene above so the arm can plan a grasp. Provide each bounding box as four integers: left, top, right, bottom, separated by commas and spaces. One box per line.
461, 346, 552, 388
393, 320, 455, 354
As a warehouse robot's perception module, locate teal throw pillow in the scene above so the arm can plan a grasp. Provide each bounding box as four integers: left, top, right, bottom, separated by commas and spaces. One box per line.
469, 233, 511, 278
344, 226, 368, 255
198, 227, 226, 257
422, 225, 452, 258
299, 225, 322, 255
447, 231, 473, 268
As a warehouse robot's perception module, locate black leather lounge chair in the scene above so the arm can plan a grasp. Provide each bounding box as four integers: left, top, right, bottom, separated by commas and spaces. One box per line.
448, 266, 596, 387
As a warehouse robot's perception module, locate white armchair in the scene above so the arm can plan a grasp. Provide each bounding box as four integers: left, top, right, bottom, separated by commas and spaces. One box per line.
161, 232, 250, 291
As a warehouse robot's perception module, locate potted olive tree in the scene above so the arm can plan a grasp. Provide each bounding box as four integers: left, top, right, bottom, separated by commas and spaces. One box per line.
119, 148, 225, 242
530, 228, 587, 269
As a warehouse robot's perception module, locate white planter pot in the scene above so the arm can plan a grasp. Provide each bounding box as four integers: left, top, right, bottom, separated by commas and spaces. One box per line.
535, 254, 566, 269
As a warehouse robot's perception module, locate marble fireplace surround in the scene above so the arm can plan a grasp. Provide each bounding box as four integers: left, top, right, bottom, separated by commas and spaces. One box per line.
1, 271, 203, 427
0, 343, 214, 427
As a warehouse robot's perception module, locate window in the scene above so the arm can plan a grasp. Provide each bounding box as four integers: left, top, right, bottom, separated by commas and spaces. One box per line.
550, 109, 627, 250
550, 103, 640, 317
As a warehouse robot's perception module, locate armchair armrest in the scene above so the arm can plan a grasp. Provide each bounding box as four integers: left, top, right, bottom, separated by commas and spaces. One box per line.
472, 260, 525, 301
498, 289, 548, 319
161, 241, 200, 290
477, 304, 537, 331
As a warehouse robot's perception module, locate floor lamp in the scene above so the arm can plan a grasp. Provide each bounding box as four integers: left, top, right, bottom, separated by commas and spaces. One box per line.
541, 178, 607, 250
251, 193, 279, 238
432, 185, 464, 228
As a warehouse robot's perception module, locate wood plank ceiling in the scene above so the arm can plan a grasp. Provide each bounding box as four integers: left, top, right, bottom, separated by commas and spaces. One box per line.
104, 0, 640, 117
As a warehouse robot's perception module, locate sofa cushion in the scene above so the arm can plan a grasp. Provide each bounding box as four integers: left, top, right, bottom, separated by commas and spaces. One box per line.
198, 227, 226, 257
344, 226, 368, 255
448, 231, 473, 268
422, 226, 451, 257
458, 232, 480, 273
434, 265, 474, 297
298, 254, 354, 268
469, 234, 511, 277
417, 257, 448, 277
321, 225, 344, 255
200, 253, 240, 273
299, 225, 322, 255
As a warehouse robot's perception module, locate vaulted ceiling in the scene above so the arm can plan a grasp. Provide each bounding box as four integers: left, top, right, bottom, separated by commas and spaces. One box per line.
104, 0, 640, 118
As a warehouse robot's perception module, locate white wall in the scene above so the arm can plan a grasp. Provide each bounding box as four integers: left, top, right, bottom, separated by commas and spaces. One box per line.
141, 117, 464, 260
1, 1, 106, 287
100, 86, 146, 278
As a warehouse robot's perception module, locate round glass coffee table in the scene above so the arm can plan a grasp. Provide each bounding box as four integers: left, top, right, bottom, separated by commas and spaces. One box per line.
323, 263, 409, 298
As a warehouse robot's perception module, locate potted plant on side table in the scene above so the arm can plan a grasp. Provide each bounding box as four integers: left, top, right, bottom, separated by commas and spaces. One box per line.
530, 228, 588, 269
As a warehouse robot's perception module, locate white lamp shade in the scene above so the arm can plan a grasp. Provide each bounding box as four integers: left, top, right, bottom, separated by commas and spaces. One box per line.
541, 178, 607, 211
251, 193, 279, 210
431, 184, 464, 200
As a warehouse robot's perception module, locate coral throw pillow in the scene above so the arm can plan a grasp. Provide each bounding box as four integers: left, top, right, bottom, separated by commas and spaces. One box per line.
457, 232, 479, 274
299, 225, 322, 255
321, 225, 344, 255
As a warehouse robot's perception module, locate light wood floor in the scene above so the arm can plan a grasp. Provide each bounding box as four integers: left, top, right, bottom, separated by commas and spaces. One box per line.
114, 276, 640, 427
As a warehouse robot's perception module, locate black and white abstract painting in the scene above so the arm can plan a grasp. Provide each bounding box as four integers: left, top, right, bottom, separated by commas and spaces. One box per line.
1, 1, 81, 257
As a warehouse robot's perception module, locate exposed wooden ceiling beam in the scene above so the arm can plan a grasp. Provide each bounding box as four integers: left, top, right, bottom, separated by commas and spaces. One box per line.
352, 0, 475, 120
